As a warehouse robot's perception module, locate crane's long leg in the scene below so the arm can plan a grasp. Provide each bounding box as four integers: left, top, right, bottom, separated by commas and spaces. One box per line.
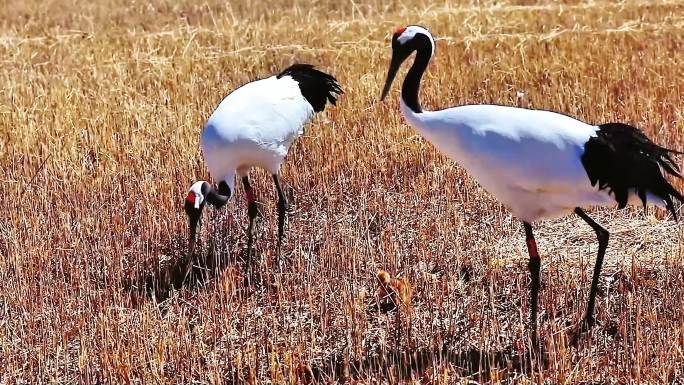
523, 222, 541, 349
242, 176, 258, 260
574, 207, 609, 331
272, 173, 288, 257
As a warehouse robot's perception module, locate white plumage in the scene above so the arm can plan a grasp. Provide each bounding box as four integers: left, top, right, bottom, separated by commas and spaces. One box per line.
184, 64, 342, 258
202, 74, 314, 193
400, 101, 612, 221
381, 25, 682, 346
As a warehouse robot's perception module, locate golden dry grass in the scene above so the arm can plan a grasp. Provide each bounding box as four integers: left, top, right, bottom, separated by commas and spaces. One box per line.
1, 0, 684, 383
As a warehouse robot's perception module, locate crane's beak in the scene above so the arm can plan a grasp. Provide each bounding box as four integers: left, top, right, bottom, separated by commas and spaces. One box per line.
381, 44, 413, 102
188, 215, 199, 256
380, 54, 402, 101
185, 199, 202, 256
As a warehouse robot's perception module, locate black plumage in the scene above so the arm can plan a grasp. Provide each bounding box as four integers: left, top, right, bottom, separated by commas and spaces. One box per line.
277, 63, 343, 112
581, 122, 683, 219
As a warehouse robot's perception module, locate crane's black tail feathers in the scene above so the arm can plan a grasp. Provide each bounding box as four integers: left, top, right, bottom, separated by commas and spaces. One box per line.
277, 63, 344, 112
581, 122, 683, 220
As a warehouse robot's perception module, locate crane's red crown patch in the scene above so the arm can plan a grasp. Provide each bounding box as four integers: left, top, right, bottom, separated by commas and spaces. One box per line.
394, 26, 407, 36
186, 191, 196, 205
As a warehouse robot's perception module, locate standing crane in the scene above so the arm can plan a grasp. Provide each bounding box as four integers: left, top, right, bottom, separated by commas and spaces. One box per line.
380, 25, 683, 346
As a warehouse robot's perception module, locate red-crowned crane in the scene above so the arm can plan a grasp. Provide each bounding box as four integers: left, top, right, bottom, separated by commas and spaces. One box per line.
184, 64, 342, 259
380, 25, 683, 346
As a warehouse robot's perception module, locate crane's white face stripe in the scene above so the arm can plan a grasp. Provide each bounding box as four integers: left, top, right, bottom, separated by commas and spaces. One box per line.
396, 25, 435, 56
189, 181, 205, 209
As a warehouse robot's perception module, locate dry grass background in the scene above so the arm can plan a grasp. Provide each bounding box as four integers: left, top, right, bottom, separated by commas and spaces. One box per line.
1, 0, 684, 383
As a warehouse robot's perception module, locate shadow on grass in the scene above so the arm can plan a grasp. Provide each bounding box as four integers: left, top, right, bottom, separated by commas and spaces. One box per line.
122, 218, 264, 303
307, 339, 534, 384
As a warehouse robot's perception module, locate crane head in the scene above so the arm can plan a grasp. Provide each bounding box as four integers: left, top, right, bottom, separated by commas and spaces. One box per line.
184, 180, 230, 255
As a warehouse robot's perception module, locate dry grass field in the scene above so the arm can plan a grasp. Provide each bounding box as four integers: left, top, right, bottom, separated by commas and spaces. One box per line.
2, 0, 684, 383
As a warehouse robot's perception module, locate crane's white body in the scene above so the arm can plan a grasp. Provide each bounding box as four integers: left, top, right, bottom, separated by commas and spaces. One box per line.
400, 100, 654, 222
381, 26, 679, 224
201, 75, 314, 192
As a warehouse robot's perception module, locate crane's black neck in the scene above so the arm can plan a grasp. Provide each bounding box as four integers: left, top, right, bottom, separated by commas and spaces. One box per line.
401, 36, 432, 114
